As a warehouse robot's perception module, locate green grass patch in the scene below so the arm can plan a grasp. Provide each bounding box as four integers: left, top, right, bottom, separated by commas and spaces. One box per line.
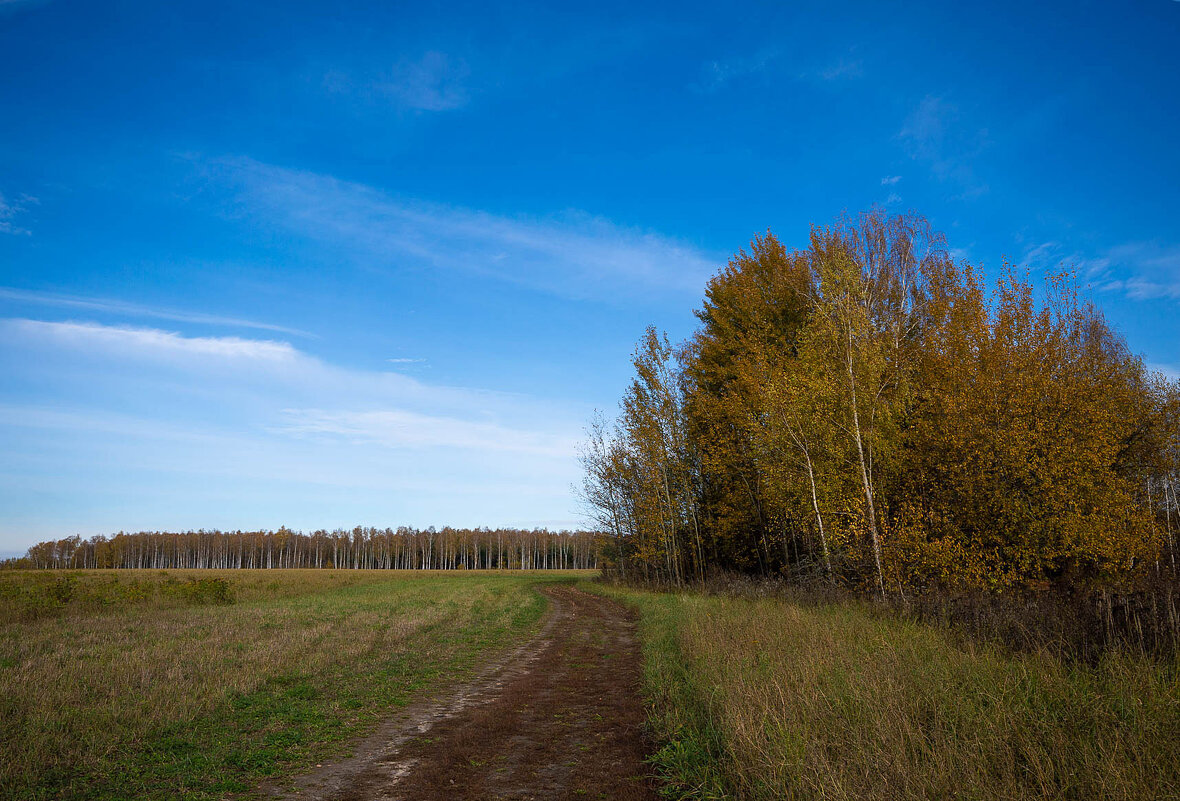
1, 569, 589, 800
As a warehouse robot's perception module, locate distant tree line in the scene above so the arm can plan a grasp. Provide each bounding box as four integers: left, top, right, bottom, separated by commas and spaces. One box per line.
10, 526, 600, 571
581, 209, 1180, 595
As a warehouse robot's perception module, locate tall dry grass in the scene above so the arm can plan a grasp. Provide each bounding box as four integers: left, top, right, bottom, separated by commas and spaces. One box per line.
0, 569, 580, 799
598, 586, 1180, 801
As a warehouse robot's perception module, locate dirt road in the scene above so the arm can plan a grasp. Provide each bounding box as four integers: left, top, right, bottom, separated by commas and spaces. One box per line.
260, 585, 657, 800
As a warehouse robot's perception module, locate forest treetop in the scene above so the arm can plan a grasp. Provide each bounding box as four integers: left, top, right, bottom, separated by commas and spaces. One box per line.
12, 526, 599, 571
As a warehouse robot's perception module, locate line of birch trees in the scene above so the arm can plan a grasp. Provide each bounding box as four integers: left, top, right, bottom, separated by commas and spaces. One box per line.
581, 209, 1180, 594
15, 527, 599, 571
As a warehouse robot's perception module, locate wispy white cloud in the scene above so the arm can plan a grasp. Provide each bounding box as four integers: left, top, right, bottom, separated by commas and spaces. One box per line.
0, 316, 587, 537
696, 47, 863, 92
900, 96, 949, 159
0, 404, 573, 497
1020, 240, 1063, 268
0, 191, 36, 235
387, 357, 426, 364
380, 51, 471, 111
884, 192, 902, 205
1018, 239, 1180, 304
694, 48, 781, 93
899, 96, 989, 197
1, 317, 581, 455
881, 175, 902, 186
6, 319, 300, 362
1116, 279, 1180, 301
1083, 242, 1180, 300
216, 159, 717, 301
816, 57, 863, 81
0, 286, 313, 337
792, 45, 867, 84
276, 408, 576, 457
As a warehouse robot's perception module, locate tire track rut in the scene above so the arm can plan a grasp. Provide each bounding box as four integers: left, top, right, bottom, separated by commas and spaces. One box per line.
259, 585, 657, 801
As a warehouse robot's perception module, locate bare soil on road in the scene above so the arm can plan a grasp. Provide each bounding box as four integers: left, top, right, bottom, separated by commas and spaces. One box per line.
259, 585, 658, 801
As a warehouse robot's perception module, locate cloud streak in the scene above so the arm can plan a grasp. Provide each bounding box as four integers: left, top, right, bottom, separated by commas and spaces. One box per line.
0, 287, 314, 337
7, 319, 300, 362
217, 159, 717, 301
899, 96, 989, 198
0, 191, 35, 235
1019, 239, 1180, 305
693, 48, 781, 93
276, 408, 576, 457
1, 317, 581, 456
0, 316, 588, 538
815, 57, 863, 81
1084, 242, 1180, 301
380, 51, 471, 111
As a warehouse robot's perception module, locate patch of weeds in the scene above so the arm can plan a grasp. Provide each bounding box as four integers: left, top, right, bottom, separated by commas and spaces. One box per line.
160, 576, 234, 606
650, 735, 730, 800
48, 574, 78, 604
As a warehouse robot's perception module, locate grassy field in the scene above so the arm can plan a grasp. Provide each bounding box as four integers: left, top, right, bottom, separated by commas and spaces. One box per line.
594, 583, 1180, 801
0, 569, 591, 800
10, 570, 1177, 801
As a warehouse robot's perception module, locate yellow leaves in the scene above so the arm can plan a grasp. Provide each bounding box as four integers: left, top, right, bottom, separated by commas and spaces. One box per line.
588, 209, 1174, 592
900, 265, 1166, 589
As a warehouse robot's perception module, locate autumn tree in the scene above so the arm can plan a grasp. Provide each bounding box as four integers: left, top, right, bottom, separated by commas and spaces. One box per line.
583, 208, 1172, 596
681, 233, 813, 575
804, 211, 938, 595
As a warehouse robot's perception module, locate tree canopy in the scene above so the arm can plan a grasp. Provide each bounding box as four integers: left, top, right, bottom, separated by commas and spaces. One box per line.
581, 209, 1180, 594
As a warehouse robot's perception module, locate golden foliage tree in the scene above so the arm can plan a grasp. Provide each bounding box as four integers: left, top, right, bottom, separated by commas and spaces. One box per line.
582, 209, 1176, 593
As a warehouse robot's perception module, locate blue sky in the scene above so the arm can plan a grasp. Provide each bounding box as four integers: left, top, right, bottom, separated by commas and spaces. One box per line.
1, 0, 1178, 553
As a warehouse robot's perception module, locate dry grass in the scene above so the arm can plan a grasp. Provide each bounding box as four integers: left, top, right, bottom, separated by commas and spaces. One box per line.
596, 585, 1180, 801
0, 569, 590, 800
